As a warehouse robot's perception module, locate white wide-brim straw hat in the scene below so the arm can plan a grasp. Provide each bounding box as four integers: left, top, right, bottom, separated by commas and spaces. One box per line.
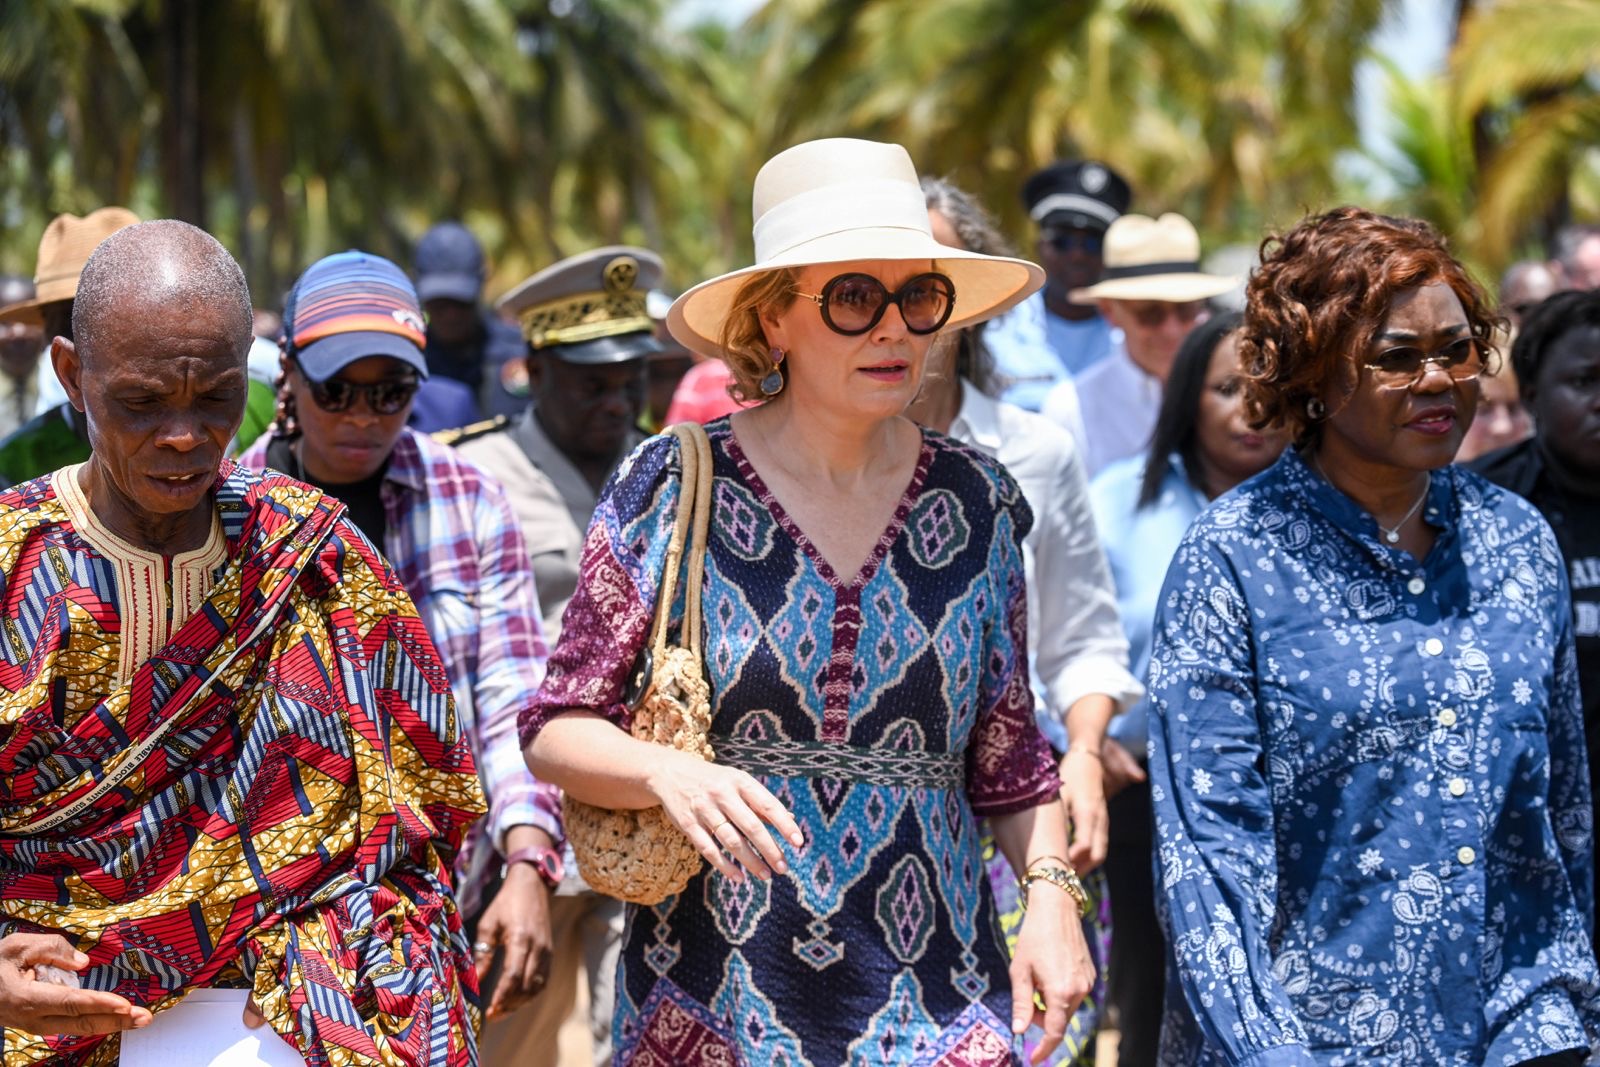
1068, 212, 1238, 305
667, 138, 1044, 359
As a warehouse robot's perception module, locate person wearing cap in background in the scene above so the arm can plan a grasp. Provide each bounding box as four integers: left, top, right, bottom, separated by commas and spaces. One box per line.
440, 248, 657, 1067
415, 220, 529, 421
444, 246, 658, 640
0, 208, 139, 485
239, 248, 565, 1029
0, 276, 43, 439
983, 160, 1132, 411
0, 220, 484, 1063
440, 246, 659, 1067
1041, 212, 1236, 478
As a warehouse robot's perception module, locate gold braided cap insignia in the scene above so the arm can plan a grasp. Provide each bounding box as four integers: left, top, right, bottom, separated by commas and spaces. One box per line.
521, 255, 651, 349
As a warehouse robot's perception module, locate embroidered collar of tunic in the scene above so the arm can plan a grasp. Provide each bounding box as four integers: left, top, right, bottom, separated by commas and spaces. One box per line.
52, 463, 227, 685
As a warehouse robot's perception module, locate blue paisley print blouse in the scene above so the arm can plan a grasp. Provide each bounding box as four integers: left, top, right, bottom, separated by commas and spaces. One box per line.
1149, 448, 1600, 1066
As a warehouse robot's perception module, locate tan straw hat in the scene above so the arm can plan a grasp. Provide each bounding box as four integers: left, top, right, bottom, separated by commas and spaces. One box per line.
0, 207, 142, 325
1069, 212, 1237, 304
667, 138, 1043, 359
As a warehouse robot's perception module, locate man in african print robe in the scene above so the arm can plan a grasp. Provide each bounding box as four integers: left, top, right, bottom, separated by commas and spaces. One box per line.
0, 221, 486, 1065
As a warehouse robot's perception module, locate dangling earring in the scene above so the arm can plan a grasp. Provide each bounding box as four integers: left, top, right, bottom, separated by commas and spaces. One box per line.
759, 347, 786, 397
1305, 397, 1327, 420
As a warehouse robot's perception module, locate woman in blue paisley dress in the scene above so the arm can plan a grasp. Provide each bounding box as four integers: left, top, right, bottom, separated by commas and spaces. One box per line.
523, 138, 1096, 1067
1148, 206, 1600, 1066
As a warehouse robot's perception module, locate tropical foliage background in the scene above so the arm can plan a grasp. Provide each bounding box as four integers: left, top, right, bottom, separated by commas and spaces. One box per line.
2, 0, 1597, 300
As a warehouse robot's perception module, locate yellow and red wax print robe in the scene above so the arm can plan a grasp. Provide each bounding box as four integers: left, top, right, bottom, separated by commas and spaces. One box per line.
0, 461, 487, 1065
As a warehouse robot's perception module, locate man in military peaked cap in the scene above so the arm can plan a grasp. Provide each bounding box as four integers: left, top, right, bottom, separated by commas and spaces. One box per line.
983, 160, 1133, 410
440, 247, 660, 643
438, 248, 661, 1067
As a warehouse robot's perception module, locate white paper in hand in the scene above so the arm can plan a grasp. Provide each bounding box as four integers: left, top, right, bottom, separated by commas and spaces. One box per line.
119, 988, 304, 1067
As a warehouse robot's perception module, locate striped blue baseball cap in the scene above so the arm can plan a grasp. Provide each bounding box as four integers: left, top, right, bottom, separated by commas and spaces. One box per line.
284, 250, 430, 381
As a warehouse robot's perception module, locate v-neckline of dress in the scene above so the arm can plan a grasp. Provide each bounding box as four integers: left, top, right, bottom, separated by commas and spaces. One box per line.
723, 424, 935, 593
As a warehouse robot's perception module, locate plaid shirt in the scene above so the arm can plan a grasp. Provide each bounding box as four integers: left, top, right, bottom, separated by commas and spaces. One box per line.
241, 428, 557, 914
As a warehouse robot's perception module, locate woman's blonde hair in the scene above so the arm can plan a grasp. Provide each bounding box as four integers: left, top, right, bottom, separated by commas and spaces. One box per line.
716, 268, 799, 402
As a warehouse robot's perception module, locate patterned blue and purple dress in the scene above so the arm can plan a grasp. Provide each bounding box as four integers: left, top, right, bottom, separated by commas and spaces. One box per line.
522, 419, 1063, 1066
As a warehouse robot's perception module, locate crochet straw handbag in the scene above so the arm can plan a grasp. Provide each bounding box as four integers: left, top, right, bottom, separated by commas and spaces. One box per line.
562, 422, 716, 904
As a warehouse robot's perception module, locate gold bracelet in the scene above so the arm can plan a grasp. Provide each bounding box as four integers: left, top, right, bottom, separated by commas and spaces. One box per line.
1019, 863, 1092, 918
1066, 744, 1103, 761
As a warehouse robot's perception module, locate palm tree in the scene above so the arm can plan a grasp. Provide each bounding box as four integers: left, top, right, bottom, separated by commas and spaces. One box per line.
741, 0, 1394, 250
0, 0, 559, 290
1365, 58, 1480, 258
0, 0, 150, 227
1451, 0, 1600, 264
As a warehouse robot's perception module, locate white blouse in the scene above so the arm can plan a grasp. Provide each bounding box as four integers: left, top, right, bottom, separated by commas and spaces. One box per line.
949, 380, 1142, 748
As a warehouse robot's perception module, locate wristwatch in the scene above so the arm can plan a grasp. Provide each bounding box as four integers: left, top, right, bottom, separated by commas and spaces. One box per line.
1018, 862, 1093, 918
502, 844, 564, 890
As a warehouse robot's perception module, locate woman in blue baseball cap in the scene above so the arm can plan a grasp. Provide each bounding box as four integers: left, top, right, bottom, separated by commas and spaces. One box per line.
240, 250, 566, 1031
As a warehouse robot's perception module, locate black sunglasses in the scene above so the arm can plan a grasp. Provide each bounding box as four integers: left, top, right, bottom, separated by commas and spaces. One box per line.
794, 272, 956, 336
299, 365, 420, 415
1043, 230, 1104, 255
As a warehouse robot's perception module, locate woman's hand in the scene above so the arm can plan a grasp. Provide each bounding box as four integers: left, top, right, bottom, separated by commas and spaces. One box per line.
1058, 747, 1109, 873
647, 748, 804, 882
0, 933, 153, 1036
1008, 887, 1095, 1065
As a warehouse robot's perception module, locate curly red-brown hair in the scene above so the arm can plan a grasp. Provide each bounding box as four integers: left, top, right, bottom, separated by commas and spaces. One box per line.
1241, 206, 1501, 444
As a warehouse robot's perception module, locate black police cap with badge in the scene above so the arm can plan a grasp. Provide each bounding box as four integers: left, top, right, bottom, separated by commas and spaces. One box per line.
1021, 160, 1131, 233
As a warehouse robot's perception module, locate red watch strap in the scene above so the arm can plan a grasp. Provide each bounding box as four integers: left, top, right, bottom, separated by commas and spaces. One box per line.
503, 845, 563, 887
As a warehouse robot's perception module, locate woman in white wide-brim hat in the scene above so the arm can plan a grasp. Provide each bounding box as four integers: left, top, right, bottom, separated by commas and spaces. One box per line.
524, 137, 1095, 1065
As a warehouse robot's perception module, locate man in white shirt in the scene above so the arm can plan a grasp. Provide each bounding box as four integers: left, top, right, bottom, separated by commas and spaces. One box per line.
1043, 213, 1235, 478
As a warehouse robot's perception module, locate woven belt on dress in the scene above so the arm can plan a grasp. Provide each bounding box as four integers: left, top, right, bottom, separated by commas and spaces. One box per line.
712, 736, 965, 789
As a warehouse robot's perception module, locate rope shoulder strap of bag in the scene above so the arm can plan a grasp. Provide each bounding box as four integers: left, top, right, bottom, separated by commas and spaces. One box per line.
562, 421, 717, 904
628, 421, 714, 750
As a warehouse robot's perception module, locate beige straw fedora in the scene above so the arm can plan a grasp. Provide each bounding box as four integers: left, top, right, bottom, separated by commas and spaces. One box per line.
667, 139, 1043, 359
1069, 212, 1237, 304
0, 207, 142, 325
